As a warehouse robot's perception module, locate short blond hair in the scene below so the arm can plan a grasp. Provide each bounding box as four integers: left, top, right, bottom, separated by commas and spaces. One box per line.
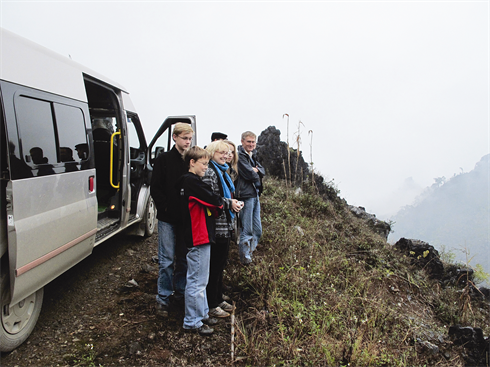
241, 131, 256, 141
172, 122, 194, 137
206, 140, 230, 157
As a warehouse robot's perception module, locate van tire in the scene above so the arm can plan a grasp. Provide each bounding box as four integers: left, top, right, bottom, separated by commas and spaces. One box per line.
0, 287, 44, 352
144, 197, 156, 237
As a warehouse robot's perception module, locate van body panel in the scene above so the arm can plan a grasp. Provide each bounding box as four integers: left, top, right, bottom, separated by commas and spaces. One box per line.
122, 92, 136, 113
0, 29, 126, 102
8, 171, 96, 305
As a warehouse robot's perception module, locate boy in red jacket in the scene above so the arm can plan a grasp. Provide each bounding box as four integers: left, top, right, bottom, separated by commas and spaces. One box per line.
177, 146, 223, 335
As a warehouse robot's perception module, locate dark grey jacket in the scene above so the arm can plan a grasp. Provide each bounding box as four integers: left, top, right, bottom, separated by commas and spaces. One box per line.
235, 145, 265, 199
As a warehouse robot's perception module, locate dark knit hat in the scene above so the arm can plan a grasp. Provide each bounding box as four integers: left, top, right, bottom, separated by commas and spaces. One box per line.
211, 132, 228, 141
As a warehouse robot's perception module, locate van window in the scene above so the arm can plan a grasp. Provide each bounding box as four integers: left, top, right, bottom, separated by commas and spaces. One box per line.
14, 96, 88, 176
54, 104, 88, 169
150, 128, 171, 162
16, 97, 57, 171
127, 117, 140, 151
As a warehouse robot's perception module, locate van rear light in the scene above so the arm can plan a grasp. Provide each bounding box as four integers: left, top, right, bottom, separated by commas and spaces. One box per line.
89, 176, 95, 192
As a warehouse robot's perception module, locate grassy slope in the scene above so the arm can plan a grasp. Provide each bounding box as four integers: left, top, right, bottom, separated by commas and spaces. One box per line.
227, 177, 489, 367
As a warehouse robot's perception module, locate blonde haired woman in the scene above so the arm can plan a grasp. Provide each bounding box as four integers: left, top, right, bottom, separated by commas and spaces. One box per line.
224, 140, 238, 182
203, 140, 243, 318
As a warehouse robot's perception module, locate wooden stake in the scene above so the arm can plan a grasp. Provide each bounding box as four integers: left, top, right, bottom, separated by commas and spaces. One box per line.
231, 301, 236, 363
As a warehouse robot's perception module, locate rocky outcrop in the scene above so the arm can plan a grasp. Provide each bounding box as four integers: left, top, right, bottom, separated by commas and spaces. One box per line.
479, 287, 490, 302
394, 239, 489, 365
394, 238, 490, 300
255, 126, 345, 205
256, 126, 309, 185
348, 205, 391, 240
394, 238, 444, 279
449, 326, 489, 367
442, 264, 475, 287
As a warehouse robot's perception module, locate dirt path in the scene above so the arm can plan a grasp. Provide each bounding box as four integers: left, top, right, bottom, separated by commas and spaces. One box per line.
1, 232, 235, 366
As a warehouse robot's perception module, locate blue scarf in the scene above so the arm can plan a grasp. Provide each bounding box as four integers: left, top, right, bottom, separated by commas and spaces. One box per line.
211, 160, 235, 219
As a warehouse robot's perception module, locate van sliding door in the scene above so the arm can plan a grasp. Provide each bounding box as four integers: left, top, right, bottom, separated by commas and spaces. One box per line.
2, 81, 97, 305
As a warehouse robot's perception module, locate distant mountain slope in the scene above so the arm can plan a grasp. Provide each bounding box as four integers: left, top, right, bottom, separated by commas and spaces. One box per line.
390, 154, 489, 274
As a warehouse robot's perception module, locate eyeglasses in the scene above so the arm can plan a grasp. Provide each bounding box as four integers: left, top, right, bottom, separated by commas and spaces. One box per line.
217, 150, 228, 155
197, 160, 209, 166
178, 136, 193, 141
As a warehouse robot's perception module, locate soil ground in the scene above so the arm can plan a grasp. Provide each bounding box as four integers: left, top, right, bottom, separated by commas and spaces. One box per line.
1, 231, 241, 367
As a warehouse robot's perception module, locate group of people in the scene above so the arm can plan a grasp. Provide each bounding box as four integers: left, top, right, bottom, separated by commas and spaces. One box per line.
150, 123, 265, 336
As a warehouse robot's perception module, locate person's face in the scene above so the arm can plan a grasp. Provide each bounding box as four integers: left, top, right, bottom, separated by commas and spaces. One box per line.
191, 158, 209, 177
213, 148, 228, 165
225, 145, 234, 164
242, 136, 256, 153
174, 132, 193, 152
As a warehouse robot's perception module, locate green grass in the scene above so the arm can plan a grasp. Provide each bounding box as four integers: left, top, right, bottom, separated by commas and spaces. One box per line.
227, 177, 489, 366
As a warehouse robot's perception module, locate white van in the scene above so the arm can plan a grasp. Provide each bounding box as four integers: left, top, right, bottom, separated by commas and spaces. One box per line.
0, 28, 196, 352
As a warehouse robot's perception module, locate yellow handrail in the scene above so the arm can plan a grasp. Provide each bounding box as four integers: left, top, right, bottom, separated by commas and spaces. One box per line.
110, 131, 121, 189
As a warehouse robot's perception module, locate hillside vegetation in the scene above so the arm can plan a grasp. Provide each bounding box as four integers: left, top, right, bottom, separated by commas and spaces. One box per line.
226, 177, 489, 366
2, 176, 488, 367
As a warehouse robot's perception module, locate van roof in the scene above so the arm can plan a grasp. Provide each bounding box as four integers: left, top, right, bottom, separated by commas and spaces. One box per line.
0, 28, 127, 102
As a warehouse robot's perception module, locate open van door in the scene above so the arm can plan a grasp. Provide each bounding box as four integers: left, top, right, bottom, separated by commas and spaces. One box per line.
147, 116, 197, 171
124, 115, 196, 238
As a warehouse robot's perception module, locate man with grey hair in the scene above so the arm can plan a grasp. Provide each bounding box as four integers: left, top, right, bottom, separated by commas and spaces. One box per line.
235, 131, 265, 264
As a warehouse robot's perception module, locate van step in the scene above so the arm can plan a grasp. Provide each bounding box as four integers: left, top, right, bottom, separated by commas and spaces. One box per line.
96, 217, 119, 240
97, 217, 119, 230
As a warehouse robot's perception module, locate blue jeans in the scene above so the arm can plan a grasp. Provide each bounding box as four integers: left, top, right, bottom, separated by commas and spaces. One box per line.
239, 196, 262, 264
156, 221, 187, 306
183, 244, 211, 329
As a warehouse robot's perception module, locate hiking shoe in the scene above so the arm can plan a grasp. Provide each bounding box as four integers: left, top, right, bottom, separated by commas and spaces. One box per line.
155, 303, 169, 318
222, 294, 231, 302
202, 317, 219, 326
208, 306, 230, 318
218, 301, 235, 312
184, 324, 214, 336
197, 324, 214, 336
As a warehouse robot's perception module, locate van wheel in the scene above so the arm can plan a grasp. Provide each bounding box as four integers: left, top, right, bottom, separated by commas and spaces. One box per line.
144, 197, 156, 237
0, 288, 44, 352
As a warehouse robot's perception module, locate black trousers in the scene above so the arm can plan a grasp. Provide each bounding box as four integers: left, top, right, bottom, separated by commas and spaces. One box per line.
206, 236, 230, 309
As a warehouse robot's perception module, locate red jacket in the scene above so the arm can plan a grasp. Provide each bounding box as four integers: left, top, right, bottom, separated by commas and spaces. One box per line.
177, 172, 223, 247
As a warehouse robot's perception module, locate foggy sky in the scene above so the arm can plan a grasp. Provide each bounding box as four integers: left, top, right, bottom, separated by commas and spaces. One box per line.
1, 0, 488, 219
